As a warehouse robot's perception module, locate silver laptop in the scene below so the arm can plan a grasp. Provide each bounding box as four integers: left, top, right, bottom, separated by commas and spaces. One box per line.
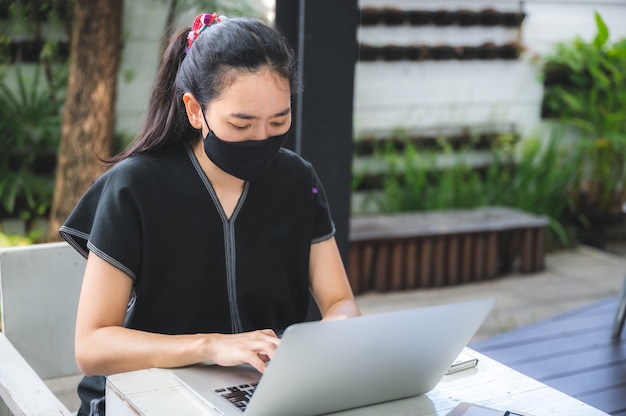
174, 298, 495, 416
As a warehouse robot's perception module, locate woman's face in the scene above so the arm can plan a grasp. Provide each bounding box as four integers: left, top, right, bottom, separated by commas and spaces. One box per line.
203, 69, 292, 142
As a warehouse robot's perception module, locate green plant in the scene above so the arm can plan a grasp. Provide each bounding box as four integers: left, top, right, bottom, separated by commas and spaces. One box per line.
490, 128, 579, 246
379, 140, 430, 212
541, 11, 626, 215
377, 138, 499, 213
365, 129, 578, 247
0, 64, 61, 219
0, 229, 33, 247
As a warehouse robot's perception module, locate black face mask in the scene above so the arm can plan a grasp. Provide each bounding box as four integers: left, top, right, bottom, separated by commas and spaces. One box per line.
201, 114, 287, 182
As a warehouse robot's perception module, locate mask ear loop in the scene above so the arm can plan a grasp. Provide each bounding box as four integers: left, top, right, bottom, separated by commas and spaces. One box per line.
200, 108, 213, 138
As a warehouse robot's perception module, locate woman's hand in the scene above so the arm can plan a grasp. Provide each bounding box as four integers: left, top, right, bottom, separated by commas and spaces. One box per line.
205, 329, 281, 374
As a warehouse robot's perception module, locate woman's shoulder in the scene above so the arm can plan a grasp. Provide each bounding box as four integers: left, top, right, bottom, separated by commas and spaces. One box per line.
261, 148, 321, 190
274, 148, 313, 172
103, 144, 189, 186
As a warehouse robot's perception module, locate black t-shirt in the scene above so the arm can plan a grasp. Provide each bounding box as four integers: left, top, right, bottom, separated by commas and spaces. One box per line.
60, 142, 335, 415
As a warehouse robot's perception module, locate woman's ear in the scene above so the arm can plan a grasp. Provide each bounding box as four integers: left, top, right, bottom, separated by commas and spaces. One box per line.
182, 93, 203, 130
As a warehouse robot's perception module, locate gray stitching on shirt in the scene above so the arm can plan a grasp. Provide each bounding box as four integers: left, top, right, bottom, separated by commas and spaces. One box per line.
225, 221, 243, 333
312, 226, 336, 244
87, 241, 137, 281
59, 225, 90, 258
185, 143, 245, 333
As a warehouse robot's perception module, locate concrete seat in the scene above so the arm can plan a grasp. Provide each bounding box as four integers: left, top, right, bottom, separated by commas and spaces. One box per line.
0, 242, 85, 415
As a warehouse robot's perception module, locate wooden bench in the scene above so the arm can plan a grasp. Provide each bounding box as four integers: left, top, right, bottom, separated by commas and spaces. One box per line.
348, 207, 549, 294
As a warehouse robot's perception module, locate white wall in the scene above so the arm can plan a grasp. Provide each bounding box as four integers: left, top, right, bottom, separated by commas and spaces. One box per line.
354, 0, 626, 140
523, 1, 626, 55
114, 1, 169, 137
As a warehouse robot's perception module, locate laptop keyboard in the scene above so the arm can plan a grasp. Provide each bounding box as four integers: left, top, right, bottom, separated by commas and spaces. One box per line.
214, 382, 258, 412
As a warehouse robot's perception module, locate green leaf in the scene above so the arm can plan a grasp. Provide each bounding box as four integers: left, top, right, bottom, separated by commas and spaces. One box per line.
3, 180, 19, 214
559, 91, 586, 113
593, 11, 609, 49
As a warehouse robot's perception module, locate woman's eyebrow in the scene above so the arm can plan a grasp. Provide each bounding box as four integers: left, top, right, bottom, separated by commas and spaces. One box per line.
273, 107, 291, 117
230, 107, 291, 120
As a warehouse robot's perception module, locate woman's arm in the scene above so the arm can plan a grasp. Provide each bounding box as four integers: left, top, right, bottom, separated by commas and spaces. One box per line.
309, 237, 361, 321
74, 252, 280, 377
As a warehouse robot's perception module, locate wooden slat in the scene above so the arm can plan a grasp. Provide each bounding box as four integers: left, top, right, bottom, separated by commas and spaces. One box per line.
405, 239, 418, 289
390, 240, 404, 291
546, 365, 626, 397
578, 386, 626, 416
447, 235, 460, 285
477, 322, 610, 362
461, 234, 473, 283
348, 244, 362, 294
432, 236, 445, 286
362, 244, 375, 292
511, 343, 626, 380
485, 231, 498, 279
498, 230, 516, 274
533, 228, 546, 271
419, 238, 432, 287
477, 300, 616, 347
519, 228, 534, 273
375, 242, 389, 292
473, 233, 485, 279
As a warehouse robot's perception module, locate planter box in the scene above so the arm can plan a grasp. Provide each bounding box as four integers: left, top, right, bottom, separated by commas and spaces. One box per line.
348, 207, 549, 293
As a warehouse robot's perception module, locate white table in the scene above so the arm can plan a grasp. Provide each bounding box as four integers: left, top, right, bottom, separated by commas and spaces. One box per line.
106, 348, 610, 415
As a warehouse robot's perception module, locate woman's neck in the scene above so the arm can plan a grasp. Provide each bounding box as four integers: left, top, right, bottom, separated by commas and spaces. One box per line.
192, 139, 245, 219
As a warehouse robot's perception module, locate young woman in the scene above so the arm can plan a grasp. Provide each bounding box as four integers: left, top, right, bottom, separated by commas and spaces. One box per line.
60, 13, 360, 415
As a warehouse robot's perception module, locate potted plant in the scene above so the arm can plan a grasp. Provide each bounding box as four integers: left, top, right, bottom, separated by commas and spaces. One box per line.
360, 7, 383, 26
457, 9, 480, 27
409, 10, 431, 26
501, 11, 526, 27
478, 42, 499, 59
382, 7, 407, 26
432, 9, 456, 26
541, 11, 626, 229
478, 8, 501, 26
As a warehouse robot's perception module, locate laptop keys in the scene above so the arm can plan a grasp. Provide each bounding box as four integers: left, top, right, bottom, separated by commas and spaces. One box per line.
215, 382, 258, 412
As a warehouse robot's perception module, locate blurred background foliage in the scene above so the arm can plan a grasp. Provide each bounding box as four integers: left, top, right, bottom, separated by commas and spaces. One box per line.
0, 0, 262, 245
1, 5, 625, 249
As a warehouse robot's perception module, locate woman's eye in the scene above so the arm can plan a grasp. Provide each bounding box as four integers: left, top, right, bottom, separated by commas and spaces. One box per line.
271, 121, 286, 127
231, 124, 249, 130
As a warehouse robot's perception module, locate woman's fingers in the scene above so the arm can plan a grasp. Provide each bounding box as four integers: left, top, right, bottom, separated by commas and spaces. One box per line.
208, 329, 281, 373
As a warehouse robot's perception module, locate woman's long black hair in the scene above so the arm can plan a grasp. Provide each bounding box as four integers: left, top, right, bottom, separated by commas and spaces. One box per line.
110, 17, 297, 163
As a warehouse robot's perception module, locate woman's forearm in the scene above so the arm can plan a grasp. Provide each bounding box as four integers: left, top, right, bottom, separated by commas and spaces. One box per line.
75, 326, 211, 376
76, 326, 280, 377
321, 298, 361, 321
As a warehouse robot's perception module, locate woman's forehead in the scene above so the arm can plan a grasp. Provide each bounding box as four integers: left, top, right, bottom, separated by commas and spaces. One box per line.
210, 69, 291, 115
223, 68, 290, 92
